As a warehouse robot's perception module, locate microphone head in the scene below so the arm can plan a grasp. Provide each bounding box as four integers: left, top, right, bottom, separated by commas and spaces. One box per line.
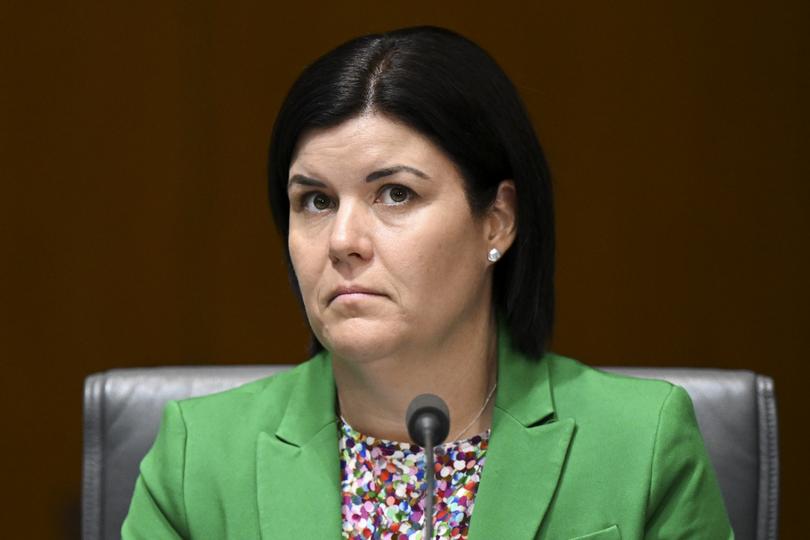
406, 393, 451, 448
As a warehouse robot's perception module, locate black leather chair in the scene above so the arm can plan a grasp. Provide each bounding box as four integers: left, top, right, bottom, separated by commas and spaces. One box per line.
82, 366, 779, 540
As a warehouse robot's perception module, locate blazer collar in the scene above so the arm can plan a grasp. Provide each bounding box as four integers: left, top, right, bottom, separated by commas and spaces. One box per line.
467, 326, 576, 539
273, 352, 337, 446
493, 322, 557, 427
256, 353, 343, 539
256, 328, 576, 540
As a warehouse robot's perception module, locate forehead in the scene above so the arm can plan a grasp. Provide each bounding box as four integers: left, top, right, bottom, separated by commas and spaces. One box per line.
290, 114, 454, 176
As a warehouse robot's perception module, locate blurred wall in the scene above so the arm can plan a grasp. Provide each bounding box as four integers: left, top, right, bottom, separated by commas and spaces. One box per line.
1, 1, 807, 537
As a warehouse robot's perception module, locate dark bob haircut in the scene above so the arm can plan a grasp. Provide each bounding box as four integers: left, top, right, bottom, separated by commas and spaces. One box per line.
267, 26, 554, 359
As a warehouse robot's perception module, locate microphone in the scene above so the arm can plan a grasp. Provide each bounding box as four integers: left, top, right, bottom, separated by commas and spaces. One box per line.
406, 394, 450, 539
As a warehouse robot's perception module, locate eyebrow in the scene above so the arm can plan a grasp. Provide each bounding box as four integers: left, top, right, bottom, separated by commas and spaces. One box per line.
365, 165, 429, 182
287, 174, 326, 188
287, 165, 429, 188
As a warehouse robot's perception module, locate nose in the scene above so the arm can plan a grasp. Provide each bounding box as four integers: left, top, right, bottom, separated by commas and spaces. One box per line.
328, 199, 373, 266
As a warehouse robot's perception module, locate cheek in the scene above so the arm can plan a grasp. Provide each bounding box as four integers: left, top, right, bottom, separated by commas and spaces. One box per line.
383, 206, 486, 301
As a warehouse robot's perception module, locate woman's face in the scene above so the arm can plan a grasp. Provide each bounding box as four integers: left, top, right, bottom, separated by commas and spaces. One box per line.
287, 114, 503, 362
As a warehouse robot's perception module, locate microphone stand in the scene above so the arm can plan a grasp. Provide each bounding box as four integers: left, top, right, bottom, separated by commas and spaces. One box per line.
405, 394, 450, 540
424, 429, 435, 540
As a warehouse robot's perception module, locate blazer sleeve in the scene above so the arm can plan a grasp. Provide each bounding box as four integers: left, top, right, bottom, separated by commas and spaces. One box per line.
644, 385, 734, 539
121, 400, 190, 540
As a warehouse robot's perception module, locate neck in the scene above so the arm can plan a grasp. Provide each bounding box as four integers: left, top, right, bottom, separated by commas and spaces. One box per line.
332, 311, 499, 444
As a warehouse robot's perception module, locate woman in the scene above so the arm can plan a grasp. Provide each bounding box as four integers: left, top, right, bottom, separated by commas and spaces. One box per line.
123, 26, 733, 539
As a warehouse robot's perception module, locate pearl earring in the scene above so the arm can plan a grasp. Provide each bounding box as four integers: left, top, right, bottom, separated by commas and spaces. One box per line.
487, 248, 502, 262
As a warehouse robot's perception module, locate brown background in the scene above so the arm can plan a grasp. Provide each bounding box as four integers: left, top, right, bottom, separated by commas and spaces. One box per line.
1, 1, 807, 538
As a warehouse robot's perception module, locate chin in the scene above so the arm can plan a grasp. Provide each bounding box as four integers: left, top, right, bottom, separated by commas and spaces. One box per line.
316, 317, 407, 363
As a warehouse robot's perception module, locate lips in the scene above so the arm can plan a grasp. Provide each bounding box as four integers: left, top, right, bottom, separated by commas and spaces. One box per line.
327, 285, 385, 305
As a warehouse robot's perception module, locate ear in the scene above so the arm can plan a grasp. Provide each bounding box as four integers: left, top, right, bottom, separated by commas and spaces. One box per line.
484, 180, 517, 253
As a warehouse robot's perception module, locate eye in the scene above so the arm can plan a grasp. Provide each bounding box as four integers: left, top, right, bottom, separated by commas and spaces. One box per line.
301, 192, 334, 212
377, 184, 413, 205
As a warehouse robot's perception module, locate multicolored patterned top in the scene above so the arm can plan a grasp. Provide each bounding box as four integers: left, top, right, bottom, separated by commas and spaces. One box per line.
339, 417, 490, 540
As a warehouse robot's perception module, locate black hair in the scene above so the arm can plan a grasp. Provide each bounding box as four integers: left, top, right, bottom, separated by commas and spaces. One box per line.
267, 26, 554, 359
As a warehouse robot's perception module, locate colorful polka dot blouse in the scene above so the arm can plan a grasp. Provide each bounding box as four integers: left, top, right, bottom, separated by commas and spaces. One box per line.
339, 417, 490, 539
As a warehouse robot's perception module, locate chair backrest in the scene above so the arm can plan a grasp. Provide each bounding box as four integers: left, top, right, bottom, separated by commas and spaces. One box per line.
82, 365, 779, 540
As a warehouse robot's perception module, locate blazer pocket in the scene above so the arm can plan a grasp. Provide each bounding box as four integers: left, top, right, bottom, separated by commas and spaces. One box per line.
568, 524, 621, 540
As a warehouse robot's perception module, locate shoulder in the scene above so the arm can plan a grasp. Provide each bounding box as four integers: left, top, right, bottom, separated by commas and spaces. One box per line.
545, 353, 677, 401
544, 353, 687, 433
171, 355, 327, 436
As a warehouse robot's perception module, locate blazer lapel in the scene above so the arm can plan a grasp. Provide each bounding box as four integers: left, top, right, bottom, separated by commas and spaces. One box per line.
256, 354, 342, 539
468, 332, 576, 540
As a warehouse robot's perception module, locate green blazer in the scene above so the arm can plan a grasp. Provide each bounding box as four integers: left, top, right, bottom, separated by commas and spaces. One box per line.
122, 333, 733, 539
